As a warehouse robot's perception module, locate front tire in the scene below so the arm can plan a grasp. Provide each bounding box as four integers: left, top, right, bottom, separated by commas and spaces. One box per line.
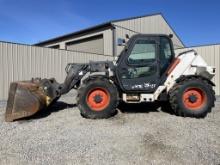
169, 77, 215, 118
77, 78, 119, 119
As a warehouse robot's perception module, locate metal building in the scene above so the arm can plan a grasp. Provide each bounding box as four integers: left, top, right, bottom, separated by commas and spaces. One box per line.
35, 13, 184, 56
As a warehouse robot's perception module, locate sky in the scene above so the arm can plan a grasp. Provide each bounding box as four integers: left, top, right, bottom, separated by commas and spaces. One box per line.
0, 0, 219, 47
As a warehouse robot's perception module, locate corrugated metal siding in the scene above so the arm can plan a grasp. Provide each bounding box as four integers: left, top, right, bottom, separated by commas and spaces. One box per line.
103, 29, 114, 56
0, 42, 113, 100
113, 15, 184, 55
175, 45, 220, 95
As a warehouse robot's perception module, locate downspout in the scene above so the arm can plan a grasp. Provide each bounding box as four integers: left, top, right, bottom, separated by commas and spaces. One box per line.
111, 24, 117, 57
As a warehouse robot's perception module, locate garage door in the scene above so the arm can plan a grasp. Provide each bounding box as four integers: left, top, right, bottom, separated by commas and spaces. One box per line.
66, 35, 104, 54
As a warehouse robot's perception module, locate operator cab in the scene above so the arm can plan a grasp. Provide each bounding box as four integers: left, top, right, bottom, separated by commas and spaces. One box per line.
116, 34, 175, 93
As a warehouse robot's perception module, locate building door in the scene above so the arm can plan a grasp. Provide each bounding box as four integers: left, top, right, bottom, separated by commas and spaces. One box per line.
66, 35, 104, 54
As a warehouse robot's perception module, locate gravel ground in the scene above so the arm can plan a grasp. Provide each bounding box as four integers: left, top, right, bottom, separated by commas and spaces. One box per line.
0, 92, 220, 165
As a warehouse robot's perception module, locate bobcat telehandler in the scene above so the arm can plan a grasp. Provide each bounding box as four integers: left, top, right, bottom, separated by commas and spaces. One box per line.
5, 34, 216, 122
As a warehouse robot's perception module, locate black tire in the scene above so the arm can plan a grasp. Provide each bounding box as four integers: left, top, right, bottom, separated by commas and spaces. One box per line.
160, 101, 174, 115
169, 77, 215, 118
76, 78, 119, 119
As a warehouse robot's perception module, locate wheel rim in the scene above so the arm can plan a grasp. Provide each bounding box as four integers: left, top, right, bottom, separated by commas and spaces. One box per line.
183, 87, 207, 110
86, 88, 110, 111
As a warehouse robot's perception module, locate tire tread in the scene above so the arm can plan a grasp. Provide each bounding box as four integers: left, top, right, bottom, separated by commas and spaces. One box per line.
169, 77, 215, 118
76, 78, 119, 119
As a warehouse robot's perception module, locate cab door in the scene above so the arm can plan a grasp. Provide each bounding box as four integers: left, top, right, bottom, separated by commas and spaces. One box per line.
116, 35, 160, 93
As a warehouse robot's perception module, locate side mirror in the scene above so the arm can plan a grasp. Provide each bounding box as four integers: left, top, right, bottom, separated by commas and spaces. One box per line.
117, 38, 126, 46
125, 34, 130, 39
169, 34, 173, 38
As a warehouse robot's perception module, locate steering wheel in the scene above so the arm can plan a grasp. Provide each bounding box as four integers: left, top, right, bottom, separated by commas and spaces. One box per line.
128, 68, 137, 78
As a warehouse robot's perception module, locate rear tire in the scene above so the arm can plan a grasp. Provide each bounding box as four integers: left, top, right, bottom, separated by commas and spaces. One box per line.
169, 77, 215, 118
77, 78, 119, 119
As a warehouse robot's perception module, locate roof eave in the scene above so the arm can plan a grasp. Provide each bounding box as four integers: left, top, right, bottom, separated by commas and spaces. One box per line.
34, 22, 113, 46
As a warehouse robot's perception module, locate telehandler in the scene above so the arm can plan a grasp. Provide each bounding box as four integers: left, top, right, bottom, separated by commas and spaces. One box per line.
5, 34, 216, 122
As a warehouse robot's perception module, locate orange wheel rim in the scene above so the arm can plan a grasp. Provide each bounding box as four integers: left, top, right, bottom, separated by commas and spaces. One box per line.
86, 88, 110, 111
183, 88, 207, 110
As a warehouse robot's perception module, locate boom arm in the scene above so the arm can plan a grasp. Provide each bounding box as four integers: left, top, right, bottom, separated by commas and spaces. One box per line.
59, 64, 89, 95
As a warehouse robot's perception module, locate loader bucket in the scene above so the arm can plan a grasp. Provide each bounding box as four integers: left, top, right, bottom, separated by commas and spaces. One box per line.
5, 81, 48, 122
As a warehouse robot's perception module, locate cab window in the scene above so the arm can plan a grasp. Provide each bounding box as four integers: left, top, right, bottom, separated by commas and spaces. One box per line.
128, 39, 156, 65
159, 37, 173, 73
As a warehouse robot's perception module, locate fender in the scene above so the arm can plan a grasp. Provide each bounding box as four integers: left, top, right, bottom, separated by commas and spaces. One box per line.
176, 75, 215, 86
